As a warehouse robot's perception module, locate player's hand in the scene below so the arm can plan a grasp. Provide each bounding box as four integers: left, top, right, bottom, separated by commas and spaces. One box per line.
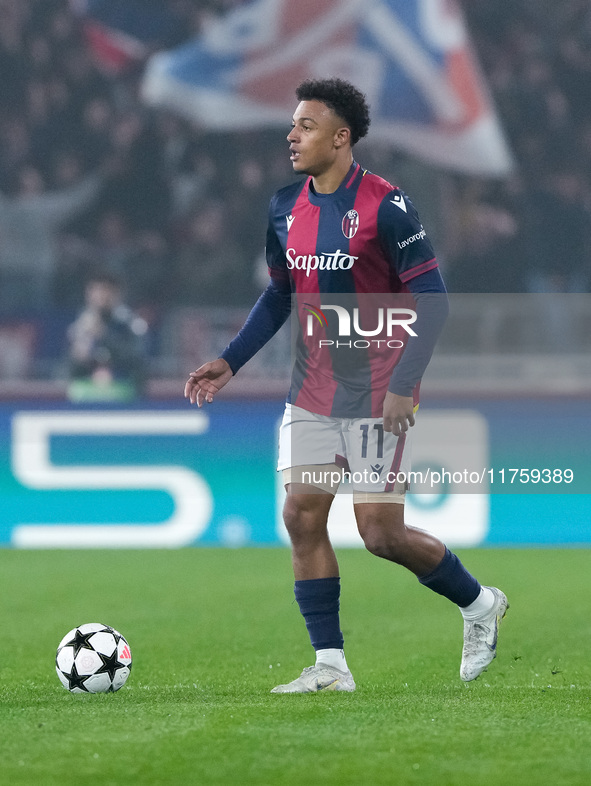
184, 358, 233, 406
383, 392, 415, 437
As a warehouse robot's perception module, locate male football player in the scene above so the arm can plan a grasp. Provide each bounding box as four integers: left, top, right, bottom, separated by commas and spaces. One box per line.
185, 78, 508, 692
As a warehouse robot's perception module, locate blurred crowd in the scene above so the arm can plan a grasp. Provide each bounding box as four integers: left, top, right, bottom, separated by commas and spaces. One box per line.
449, 0, 591, 292
0, 0, 590, 347
0, 0, 269, 323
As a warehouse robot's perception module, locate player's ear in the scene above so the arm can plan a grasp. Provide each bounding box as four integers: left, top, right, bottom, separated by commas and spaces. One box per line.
334, 126, 351, 149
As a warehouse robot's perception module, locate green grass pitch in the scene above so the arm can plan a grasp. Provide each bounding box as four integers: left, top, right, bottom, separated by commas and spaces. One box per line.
1, 547, 590, 785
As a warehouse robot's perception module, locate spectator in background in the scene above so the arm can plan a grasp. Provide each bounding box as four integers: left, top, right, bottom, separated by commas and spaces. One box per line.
445, 178, 523, 293
523, 166, 591, 350
0, 0, 28, 116
67, 272, 148, 402
0, 162, 102, 312
78, 97, 113, 170
226, 156, 272, 266
172, 199, 255, 306
524, 167, 591, 294
93, 210, 134, 279
97, 111, 171, 234
123, 230, 173, 313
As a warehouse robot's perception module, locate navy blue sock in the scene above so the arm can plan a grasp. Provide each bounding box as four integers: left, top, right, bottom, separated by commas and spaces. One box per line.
294, 577, 344, 651
418, 548, 480, 607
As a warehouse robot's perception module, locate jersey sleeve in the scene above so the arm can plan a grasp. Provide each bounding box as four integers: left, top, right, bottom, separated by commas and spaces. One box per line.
219, 280, 292, 374
377, 189, 438, 283
265, 194, 291, 290
218, 196, 293, 375
388, 269, 449, 396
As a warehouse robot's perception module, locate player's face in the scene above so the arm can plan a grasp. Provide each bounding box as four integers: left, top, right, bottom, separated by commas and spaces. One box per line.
287, 100, 346, 177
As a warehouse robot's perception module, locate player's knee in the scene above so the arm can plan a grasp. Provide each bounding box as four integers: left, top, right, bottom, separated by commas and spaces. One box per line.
360, 525, 408, 562
282, 496, 327, 545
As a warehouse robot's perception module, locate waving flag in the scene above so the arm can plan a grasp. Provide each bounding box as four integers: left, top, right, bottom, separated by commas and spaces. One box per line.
141, 0, 513, 175
72, 0, 189, 74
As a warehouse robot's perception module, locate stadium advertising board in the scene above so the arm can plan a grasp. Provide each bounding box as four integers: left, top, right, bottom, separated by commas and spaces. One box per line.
0, 400, 589, 548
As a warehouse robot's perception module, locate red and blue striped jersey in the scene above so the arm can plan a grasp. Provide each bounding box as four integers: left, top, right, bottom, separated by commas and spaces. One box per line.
265, 161, 439, 417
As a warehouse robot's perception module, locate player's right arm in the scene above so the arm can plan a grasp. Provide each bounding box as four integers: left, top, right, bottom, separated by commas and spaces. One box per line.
184, 278, 292, 405
185, 197, 292, 405
185, 357, 234, 407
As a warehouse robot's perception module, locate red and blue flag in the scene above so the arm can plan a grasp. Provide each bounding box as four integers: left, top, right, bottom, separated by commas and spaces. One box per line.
72, 0, 189, 74
141, 0, 513, 175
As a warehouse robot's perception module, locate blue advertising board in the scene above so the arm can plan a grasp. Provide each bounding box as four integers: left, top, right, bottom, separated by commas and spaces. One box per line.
0, 399, 589, 547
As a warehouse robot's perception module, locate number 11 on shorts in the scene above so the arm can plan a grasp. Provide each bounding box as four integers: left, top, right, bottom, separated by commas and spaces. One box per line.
359, 424, 384, 459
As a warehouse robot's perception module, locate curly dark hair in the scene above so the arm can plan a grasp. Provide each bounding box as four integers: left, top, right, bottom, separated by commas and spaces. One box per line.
295, 78, 371, 145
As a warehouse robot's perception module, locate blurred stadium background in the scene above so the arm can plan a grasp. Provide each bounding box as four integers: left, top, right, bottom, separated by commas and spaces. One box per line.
0, 0, 590, 548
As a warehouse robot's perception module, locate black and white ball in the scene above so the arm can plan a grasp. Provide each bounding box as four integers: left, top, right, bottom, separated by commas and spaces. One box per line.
56, 623, 132, 693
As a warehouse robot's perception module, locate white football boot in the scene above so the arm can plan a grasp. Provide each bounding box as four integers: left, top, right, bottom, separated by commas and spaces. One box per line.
460, 586, 509, 682
271, 663, 356, 693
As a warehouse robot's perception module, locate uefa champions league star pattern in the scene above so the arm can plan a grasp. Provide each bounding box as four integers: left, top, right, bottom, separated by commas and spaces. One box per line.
56, 622, 132, 694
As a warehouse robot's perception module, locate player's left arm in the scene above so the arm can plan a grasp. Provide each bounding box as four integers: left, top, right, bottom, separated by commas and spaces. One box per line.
383, 269, 449, 434
378, 191, 449, 435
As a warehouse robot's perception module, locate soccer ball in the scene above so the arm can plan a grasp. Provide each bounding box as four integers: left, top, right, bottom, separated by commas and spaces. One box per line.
56, 623, 132, 694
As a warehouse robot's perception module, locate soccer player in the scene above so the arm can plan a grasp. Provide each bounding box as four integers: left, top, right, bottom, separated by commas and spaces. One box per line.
185, 78, 508, 692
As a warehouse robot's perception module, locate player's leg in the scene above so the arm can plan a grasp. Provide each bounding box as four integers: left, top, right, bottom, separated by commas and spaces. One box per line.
354, 500, 508, 681
345, 415, 447, 573
272, 405, 355, 693
272, 472, 355, 693
283, 478, 338, 580
277, 405, 343, 581
346, 418, 508, 682
354, 497, 444, 573
283, 474, 346, 672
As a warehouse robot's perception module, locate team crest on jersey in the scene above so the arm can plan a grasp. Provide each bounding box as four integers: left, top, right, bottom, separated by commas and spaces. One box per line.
342, 209, 359, 239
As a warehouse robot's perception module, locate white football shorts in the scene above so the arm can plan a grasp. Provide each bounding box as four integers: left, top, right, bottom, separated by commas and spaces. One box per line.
277, 403, 412, 497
